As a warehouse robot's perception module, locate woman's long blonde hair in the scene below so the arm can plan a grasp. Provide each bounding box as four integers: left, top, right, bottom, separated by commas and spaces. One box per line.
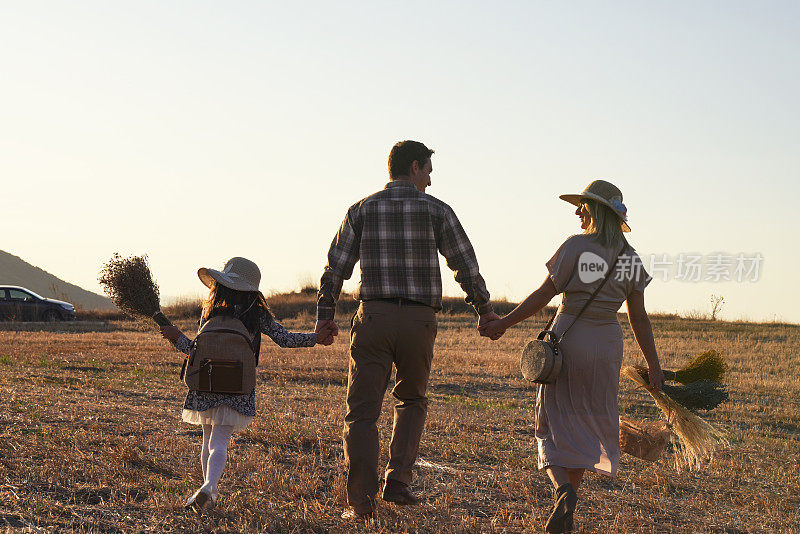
583, 199, 630, 250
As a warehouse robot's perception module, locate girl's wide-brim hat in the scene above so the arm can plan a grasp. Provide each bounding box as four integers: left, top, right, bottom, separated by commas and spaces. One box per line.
559, 179, 632, 232
198, 257, 261, 293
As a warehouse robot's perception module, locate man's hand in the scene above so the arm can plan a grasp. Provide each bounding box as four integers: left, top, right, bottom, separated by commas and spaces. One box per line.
316, 323, 336, 346
160, 325, 183, 342
315, 319, 339, 346
478, 311, 505, 340
479, 318, 506, 340
316, 332, 335, 346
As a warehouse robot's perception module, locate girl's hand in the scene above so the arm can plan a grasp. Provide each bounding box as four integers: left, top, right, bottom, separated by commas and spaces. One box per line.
160, 325, 183, 342
316, 333, 334, 346
648, 364, 665, 391
315, 323, 336, 346
315, 320, 338, 346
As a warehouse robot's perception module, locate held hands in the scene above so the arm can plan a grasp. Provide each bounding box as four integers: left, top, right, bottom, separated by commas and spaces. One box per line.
315, 319, 339, 346
160, 325, 183, 343
478, 311, 506, 341
479, 318, 506, 340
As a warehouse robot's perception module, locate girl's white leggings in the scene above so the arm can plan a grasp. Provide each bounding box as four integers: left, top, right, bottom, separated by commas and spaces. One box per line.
200, 424, 234, 496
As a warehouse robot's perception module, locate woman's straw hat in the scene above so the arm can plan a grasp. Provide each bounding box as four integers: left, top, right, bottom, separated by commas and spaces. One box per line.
559, 179, 631, 232
198, 257, 261, 293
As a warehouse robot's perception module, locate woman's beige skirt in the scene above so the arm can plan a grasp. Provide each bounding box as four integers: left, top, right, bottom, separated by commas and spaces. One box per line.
182, 404, 253, 432
536, 313, 624, 477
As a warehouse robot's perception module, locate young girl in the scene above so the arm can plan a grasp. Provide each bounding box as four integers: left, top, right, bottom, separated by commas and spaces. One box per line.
160, 256, 334, 512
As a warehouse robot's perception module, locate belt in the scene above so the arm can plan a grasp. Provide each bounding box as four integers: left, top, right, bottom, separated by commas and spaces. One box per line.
365, 297, 431, 307
557, 305, 619, 321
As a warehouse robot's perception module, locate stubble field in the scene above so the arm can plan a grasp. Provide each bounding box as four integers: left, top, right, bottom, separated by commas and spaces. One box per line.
1, 306, 799, 533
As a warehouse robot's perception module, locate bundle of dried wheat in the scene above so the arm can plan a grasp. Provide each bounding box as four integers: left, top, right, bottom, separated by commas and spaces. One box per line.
668, 350, 728, 384
635, 350, 727, 385
622, 366, 728, 471
663, 380, 729, 411
634, 350, 729, 412
99, 253, 172, 327
634, 367, 729, 411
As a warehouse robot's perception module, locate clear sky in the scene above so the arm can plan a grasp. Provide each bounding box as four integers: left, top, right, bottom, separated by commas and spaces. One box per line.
2, 1, 798, 322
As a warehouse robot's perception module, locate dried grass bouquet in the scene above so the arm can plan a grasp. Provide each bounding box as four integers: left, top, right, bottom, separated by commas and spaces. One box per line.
99, 253, 172, 327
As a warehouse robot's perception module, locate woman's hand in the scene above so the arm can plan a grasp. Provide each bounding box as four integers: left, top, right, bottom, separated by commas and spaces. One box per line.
481, 276, 557, 341
160, 325, 183, 342
648, 363, 665, 391
479, 317, 506, 340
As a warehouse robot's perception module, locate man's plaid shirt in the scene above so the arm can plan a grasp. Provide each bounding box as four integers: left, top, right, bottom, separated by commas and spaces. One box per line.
317, 180, 493, 320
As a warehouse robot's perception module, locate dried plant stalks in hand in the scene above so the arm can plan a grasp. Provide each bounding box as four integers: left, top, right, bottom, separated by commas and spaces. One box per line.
662, 380, 729, 411
670, 350, 728, 384
99, 254, 170, 326
622, 366, 728, 471
634, 366, 729, 411
636, 350, 727, 384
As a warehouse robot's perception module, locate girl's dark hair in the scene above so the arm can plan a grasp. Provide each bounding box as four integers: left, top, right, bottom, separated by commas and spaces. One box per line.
201, 282, 272, 334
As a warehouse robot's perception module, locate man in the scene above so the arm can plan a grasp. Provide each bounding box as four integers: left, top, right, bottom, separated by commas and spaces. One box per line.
315, 140, 500, 519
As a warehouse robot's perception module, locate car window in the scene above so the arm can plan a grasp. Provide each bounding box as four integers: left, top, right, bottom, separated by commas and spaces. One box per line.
8, 289, 35, 302
0, 289, 7, 300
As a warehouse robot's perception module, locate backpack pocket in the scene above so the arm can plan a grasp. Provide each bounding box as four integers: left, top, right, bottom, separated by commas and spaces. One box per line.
183, 315, 257, 394
192, 358, 244, 394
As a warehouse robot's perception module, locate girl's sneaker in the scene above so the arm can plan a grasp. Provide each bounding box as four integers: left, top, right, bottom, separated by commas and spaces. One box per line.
185, 489, 218, 513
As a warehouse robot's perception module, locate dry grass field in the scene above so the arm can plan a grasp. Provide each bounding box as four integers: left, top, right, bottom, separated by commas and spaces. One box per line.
1, 298, 799, 532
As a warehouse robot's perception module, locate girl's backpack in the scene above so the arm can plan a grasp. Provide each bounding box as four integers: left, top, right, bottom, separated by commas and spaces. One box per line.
180, 315, 259, 394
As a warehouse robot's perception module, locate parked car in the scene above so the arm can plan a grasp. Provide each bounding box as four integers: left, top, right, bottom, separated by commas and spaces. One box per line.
0, 286, 76, 321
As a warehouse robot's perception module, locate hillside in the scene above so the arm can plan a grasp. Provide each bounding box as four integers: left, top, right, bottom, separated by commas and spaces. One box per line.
0, 250, 115, 311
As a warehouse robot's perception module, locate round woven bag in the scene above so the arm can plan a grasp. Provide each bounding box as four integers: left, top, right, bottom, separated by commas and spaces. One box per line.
520, 331, 562, 384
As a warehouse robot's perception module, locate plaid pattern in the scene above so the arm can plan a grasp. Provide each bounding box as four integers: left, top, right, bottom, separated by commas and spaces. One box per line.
317, 180, 492, 320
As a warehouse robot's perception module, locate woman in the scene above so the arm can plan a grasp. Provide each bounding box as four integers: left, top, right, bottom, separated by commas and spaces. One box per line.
481, 180, 664, 533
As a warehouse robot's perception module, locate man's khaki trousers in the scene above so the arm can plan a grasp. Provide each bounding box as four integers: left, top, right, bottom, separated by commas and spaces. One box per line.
343, 300, 437, 512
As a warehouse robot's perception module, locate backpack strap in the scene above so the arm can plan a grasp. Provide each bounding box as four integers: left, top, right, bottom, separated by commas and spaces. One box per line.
253, 330, 262, 365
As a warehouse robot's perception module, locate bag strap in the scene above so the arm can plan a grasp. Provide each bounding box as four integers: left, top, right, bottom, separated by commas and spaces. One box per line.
541, 243, 629, 341
253, 330, 262, 365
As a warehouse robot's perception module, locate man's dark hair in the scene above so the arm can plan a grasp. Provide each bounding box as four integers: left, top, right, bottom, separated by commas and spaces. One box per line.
388, 140, 434, 179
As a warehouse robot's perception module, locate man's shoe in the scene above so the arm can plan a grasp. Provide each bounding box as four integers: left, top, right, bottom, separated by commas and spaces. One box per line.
381, 479, 420, 506
544, 483, 578, 533
341, 507, 374, 521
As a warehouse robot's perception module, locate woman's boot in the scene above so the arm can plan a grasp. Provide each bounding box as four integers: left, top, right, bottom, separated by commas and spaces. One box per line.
544, 483, 577, 533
